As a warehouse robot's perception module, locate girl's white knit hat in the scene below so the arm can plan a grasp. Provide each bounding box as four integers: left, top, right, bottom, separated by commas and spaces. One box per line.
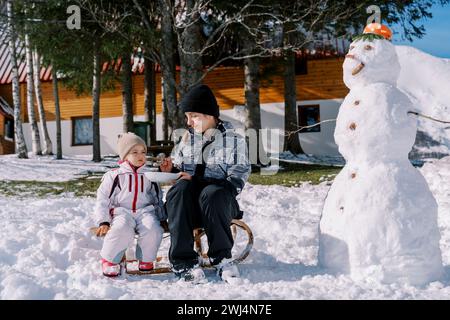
117, 132, 147, 160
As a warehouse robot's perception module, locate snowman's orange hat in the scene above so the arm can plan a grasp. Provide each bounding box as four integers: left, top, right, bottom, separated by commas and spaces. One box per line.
363, 23, 392, 41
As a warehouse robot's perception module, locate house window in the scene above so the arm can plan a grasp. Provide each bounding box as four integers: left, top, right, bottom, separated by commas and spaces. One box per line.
72, 117, 93, 146
4, 117, 14, 140
298, 104, 320, 133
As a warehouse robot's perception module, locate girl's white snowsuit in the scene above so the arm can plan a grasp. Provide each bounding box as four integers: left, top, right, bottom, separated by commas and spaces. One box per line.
94, 161, 166, 264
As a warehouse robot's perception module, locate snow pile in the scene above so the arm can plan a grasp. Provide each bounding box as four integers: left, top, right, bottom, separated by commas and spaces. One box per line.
420, 156, 450, 264
319, 37, 443, 285
396, 46, 450, 159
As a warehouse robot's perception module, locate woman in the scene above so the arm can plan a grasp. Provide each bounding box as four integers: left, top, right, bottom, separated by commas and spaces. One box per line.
160, 84, 251, 283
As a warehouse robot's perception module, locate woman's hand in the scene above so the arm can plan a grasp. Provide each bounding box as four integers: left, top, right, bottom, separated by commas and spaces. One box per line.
96, 225, 110, 237
178, 172, 192, 180
160, 157, 173, 173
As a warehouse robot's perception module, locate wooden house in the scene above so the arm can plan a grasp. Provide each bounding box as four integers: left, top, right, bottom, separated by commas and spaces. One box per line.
0, 41, 349, 157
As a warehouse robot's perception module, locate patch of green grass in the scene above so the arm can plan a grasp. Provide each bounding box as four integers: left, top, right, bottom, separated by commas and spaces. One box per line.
0, 176, 102, 198
0, 162, 343, 197
0, 173, 178, 198
249, 162, 342, 187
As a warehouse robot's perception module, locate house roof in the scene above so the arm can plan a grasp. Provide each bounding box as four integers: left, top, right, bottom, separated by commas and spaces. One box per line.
0, 23, 54, 85
0, 29, 153, 85
0, 95, 13, 117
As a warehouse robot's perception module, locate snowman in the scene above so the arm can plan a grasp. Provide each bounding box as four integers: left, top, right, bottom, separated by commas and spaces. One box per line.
318, 23, 444, 285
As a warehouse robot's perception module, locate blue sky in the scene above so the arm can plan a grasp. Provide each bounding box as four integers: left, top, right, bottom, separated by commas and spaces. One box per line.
392, 4, 450, 58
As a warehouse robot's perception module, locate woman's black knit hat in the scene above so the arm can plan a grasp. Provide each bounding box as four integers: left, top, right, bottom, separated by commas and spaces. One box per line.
180, 84, 220, 117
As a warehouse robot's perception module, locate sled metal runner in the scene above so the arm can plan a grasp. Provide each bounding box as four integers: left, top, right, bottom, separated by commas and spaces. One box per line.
90, 219, 253, 275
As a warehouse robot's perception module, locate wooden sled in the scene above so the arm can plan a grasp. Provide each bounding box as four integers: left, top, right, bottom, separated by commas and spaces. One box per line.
90, 219, 253, 275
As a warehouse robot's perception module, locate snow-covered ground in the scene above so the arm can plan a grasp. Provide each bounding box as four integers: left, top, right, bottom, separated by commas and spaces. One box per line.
0, 154, 118, 182
0, 156, 450, 299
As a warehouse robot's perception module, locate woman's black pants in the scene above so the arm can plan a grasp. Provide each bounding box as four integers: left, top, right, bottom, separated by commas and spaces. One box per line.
165, 179, 240, 271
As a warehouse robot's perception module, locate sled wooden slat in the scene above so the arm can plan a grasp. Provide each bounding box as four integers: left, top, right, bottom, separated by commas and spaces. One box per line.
231, 224, 237, 240
193, 228, 203, 257
126, 267, 172, 275
124, 260, 172, 275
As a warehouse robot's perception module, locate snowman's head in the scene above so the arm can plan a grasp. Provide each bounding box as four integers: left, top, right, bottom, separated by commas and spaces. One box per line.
343, 34, 400, 89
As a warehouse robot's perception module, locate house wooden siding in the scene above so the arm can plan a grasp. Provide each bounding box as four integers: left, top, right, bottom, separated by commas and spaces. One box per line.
0, 136, 14, 154
17, 57, 348, 122
0, 84, 12, 108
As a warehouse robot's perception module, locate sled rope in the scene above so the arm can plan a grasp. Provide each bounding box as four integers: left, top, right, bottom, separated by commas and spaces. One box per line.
407, 111, 450, 124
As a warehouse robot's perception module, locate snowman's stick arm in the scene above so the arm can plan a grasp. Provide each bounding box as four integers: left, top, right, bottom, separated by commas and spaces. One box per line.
407, 111, 450, 125
286, 112, 450, 138
285, 119, 337, 137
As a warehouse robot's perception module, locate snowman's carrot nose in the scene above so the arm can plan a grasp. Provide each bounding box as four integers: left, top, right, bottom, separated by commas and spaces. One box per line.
345, 54, 365, 75
352, 62, 365, 75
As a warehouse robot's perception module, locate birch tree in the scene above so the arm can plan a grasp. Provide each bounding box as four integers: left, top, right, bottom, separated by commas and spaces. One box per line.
24, 32, 42, 155
33, 50, 53, 155
6, 0, 28, 158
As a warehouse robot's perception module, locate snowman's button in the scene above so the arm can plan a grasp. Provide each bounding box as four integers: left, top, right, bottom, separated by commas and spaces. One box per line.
351, 173, 357, 179
339, 206, 344, 211
349, 122, 357, 130
354, 100, 360, 106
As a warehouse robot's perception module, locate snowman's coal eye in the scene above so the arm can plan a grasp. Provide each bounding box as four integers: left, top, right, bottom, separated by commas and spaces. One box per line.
350, 45, 355, 50
364, 45, 373, 50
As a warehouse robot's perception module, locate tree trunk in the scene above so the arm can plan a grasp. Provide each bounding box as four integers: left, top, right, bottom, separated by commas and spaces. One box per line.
240, 19, 266, 165
179, 0, 203, 95
244, 55, 265, 164
7, 1, 28, 158
33, 50, 53, 155
178, 0, 203, 97
92, 38, 101, 162
25, 33, 42, 155
243, 57, 261, 131
144, 58, 156, 144
175, 0, 203, 134
159, 0, 179, 136
283, 50, 304, 154
161, 77, 169, 140
121, 52, 134, 133
52, 67, 62, 159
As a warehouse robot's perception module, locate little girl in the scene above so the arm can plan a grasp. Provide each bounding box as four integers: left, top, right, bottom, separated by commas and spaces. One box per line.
93, 132, 166, 277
